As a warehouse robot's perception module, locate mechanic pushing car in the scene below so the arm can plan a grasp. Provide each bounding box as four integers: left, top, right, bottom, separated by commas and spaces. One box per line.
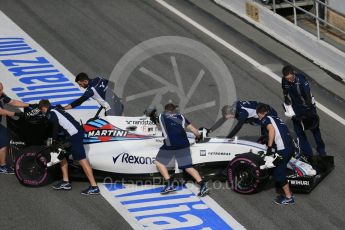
209, 100, 277, 140
151, 102, 209, 197
0, 82, 35, 174
282, 65, 326, 162
38, 99, 100, 195
257, 103, 295, 205
63, 72, 123, 116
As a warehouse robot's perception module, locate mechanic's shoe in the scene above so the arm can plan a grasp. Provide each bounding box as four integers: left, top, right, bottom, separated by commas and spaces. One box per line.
160, 185, 176, 194
198, 183, 210, 197
0, 165, 14, 174
81, 186, 100, 195
274, 195, 295, 205
52, 181, 72, 190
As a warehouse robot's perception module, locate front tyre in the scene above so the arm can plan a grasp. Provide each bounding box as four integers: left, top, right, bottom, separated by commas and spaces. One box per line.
15, 146, 51, 187
227, 153, 266, 194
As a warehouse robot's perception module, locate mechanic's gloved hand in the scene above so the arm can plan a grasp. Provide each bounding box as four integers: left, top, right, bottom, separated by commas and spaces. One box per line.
272, 154, 283, 166
199, 127, 211, 135
195, 134, 202, 143
146, 108, 158, 124
204, 127, 212, 134
292, 115, 303, 122
284, 95, 291, 105
247, 118, 259, 126
144, 107, 156, 116
49, 140, 67, 161
257, 135, 268, 144
57, 149, 67, 160
266, 146, 276, 156
14, 112, 25, 118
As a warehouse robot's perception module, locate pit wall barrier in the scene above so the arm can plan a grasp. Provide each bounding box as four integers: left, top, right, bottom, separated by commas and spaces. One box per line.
214, 0, 345, 81
329, 0, 345, 16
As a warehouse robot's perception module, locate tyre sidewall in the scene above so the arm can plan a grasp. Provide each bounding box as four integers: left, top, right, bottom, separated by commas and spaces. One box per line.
228, 153, 264, 194
15, 146, 51, 187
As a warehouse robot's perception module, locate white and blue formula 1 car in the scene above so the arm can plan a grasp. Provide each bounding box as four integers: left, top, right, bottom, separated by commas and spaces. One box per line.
8, 113, 334, 194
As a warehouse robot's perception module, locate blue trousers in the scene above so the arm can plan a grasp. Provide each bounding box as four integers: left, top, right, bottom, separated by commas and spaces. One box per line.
293, 119, 326, 156
0, 124, 9, 148
274, 148, 293, 184
69, 129, 86, 161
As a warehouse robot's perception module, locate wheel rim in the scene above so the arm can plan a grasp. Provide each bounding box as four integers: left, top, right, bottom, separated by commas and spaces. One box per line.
234, 164, 257, 190
18, 155, 46, 181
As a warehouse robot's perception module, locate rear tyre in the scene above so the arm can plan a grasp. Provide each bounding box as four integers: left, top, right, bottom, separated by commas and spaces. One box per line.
227, 153, 267, 194
15, 146, 52, 187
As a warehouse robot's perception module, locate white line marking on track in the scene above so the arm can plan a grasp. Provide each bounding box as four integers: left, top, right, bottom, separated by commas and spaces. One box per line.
155, 0, 345, 127
116, 188, 192, 202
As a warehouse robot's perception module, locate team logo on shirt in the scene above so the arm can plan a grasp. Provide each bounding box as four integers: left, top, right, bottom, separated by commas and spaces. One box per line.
99, 81, 106, 88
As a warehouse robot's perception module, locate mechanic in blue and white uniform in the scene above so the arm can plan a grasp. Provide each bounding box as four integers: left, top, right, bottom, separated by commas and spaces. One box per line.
64, 72, 123, 116
282, 65, 326, 160
153, 102, 209, 197
0, 82, 32, 174
209, 100, 277, 139
39, 99, 99, 195
257, 103, 294, 205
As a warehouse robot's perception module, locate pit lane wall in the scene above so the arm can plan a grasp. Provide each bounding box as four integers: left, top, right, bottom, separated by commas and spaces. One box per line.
327, 0, 345, 33
214, 0, 345, 81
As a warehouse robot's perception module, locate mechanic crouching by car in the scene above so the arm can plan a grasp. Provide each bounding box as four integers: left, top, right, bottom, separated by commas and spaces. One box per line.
63, 72, 123, 116
38, 99, 99, 195
152, 102, 209, 197
257, 104, 295, 205
209, 100, 277, 141
0, 82, 34, 174
282, 65, 326, 162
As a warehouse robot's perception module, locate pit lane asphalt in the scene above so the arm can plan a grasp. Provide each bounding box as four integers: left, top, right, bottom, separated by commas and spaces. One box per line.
0, 0, 345, 229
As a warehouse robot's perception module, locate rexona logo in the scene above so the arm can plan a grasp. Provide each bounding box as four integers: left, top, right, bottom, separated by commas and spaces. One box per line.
87, 129, 128, 137
289, 180, 310, 186
113, 152, 155, 165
